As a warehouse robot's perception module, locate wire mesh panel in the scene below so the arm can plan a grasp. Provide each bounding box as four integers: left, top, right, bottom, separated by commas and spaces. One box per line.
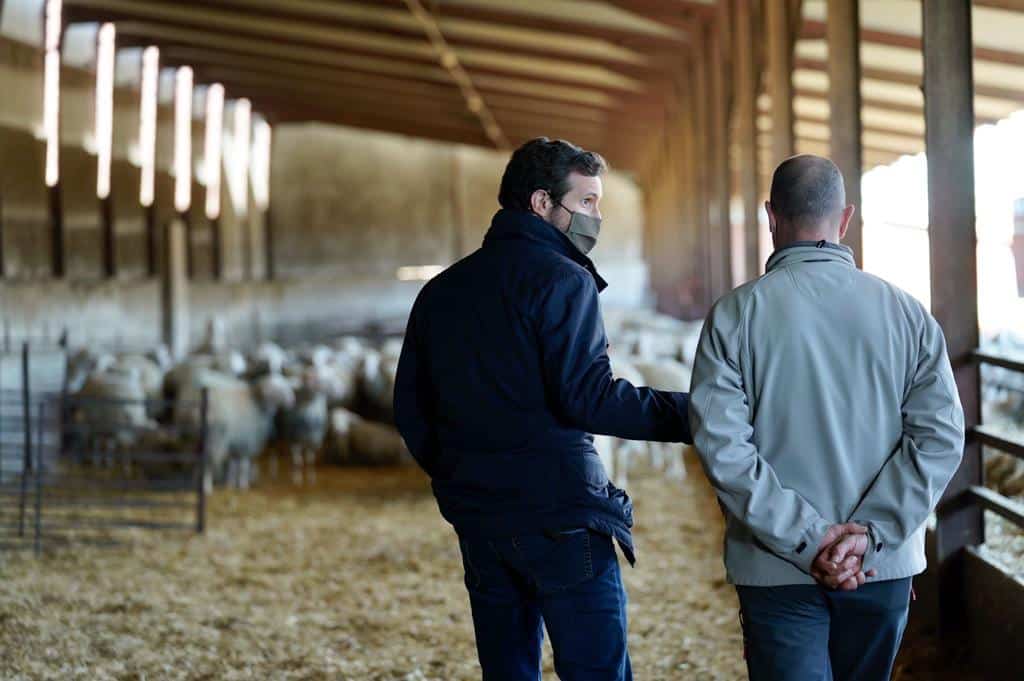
0, 343, 209, 554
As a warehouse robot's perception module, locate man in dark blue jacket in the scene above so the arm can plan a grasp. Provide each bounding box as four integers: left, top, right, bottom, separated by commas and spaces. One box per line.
394, 138, 691, 681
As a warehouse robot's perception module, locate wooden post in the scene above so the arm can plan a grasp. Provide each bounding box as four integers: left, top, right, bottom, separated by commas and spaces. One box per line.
766, 0, 796, 167
144, 203, 157, 277
922, 0, 981, 642
827, 0, 864, 266
709, 20, 734, 298
0, 187, 5, 279
690, 36, 712, 318
734, 0, 762, 281
161, 218, 190, 359
100, 194, 115, 277
210, 216, 223, 279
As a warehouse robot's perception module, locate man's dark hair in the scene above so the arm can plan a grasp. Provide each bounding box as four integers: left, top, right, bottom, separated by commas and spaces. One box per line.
769, 155, 846, 228
498, 137, 607, 211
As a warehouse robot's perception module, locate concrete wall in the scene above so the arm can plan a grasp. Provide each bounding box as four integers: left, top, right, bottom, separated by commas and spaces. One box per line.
271, 123, 649, 310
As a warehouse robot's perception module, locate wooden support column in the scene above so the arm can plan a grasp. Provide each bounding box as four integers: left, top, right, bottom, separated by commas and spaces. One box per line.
100, 195, 115, 277
709, 19, 734, 298
161, 217, 190, 360
766, 0, 796, 167
922, 0, 981, 642
690, 35, 712, 318
48, 12, 67, 278
144, 203, 157, 276
827, 0, 864, 266
735, 0, 761, 280
0, 187, 5, 278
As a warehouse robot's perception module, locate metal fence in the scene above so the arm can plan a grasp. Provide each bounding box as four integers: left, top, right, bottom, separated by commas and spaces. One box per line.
0, 343, 209, 555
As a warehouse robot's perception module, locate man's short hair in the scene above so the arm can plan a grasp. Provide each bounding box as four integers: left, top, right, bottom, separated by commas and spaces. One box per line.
769, 155, 846, 227
498, 137, 607, 211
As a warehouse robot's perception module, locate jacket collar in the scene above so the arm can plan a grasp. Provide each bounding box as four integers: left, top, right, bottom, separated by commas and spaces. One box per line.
483, 208, 608, 292
765, 240, 856, 273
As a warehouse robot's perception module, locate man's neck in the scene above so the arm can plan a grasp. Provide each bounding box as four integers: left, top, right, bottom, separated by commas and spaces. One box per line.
775, 231, 841, 250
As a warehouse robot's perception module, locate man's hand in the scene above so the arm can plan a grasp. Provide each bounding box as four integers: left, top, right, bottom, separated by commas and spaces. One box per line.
810, 523, 877, 591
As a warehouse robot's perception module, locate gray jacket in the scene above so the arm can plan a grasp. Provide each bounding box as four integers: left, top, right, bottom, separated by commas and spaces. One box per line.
688, 241, 965, 586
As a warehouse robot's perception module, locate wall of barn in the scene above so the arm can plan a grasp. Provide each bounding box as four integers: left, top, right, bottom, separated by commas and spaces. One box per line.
0, 23, 650, 352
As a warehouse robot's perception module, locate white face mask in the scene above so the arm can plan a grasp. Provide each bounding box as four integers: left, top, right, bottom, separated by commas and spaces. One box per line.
555, 202, 602, 255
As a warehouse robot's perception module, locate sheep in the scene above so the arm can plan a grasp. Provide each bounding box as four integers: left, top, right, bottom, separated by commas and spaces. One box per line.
322, 406, 410, 467
323, 407, 361, 465
631, 358, 693, 480
110, 354, 165, 419
247, 342, 289, 377
276, 367, 328, 484
196, 317, 228, 355
71, 366, 153, 469
593, 355, 649, 488
174, 368, 294, 492
348, 418, 412, 466
360, 349, 398, 421
65, 347, 116, 393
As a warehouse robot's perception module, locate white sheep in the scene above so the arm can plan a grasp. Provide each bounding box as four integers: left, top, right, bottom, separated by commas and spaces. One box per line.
631, 358, 693, 480
174, 368, 293, 492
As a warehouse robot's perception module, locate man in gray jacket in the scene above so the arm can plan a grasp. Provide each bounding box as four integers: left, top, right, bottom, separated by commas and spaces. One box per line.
689, 155, 965, 681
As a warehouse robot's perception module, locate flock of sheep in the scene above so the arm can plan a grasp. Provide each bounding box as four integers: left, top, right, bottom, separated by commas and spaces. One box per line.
64, 319, 409, 491
60, 311, 704, 493
60, 311, 1024, 502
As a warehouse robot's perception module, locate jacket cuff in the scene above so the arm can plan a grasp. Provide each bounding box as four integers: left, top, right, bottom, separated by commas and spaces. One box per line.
675, 392, 693, 444
853, 519, 883, 573
789, 517, 832, 574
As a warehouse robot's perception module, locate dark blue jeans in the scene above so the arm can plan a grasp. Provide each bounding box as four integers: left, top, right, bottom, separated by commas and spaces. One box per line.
457, 528, 631, 681
736, 578, 913, 681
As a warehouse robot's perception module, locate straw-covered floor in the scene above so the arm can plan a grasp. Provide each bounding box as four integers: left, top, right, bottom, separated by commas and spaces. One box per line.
0, 458, 993, 680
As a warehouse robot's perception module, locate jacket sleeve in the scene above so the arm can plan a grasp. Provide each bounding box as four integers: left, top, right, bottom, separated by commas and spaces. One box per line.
537, 269, 690, 443
688, 294, 832, 574
393, 301, 442, 477
849, 313, 965, 571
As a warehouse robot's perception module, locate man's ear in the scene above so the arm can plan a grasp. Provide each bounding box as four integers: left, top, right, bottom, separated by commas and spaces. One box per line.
764, 201, 776, 234
529, 189, 550, 217
838, 204, 856, 241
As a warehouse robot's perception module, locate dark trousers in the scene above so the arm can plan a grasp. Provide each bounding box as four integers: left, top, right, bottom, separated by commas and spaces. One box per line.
457, 528, 631, 681
736, 578, 912, 681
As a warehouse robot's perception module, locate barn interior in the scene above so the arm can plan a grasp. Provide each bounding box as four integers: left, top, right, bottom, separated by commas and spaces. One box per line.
1, 0, 1023, 679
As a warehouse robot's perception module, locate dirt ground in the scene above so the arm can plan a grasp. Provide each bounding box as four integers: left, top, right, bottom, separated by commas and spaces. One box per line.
0, 458, 989, 680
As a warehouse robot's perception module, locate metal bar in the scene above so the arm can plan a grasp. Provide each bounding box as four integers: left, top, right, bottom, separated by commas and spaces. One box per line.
402, 0, 508, 149
974, 350, 1024, 373
972, 424, 1024, 461
0, 496, 194, 509
0, 475, 195, 491
17, 343, 30, 537
967, 485, 1024, 529
34, 401, 43, 555
196, 387, 208, 533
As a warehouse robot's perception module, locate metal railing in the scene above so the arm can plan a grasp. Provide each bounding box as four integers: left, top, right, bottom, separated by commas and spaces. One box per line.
965, 350, 1024, 532
0, 342, 210, 554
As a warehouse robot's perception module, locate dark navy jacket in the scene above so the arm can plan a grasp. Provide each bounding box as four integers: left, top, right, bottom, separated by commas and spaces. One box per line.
393, 208, 691, 563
